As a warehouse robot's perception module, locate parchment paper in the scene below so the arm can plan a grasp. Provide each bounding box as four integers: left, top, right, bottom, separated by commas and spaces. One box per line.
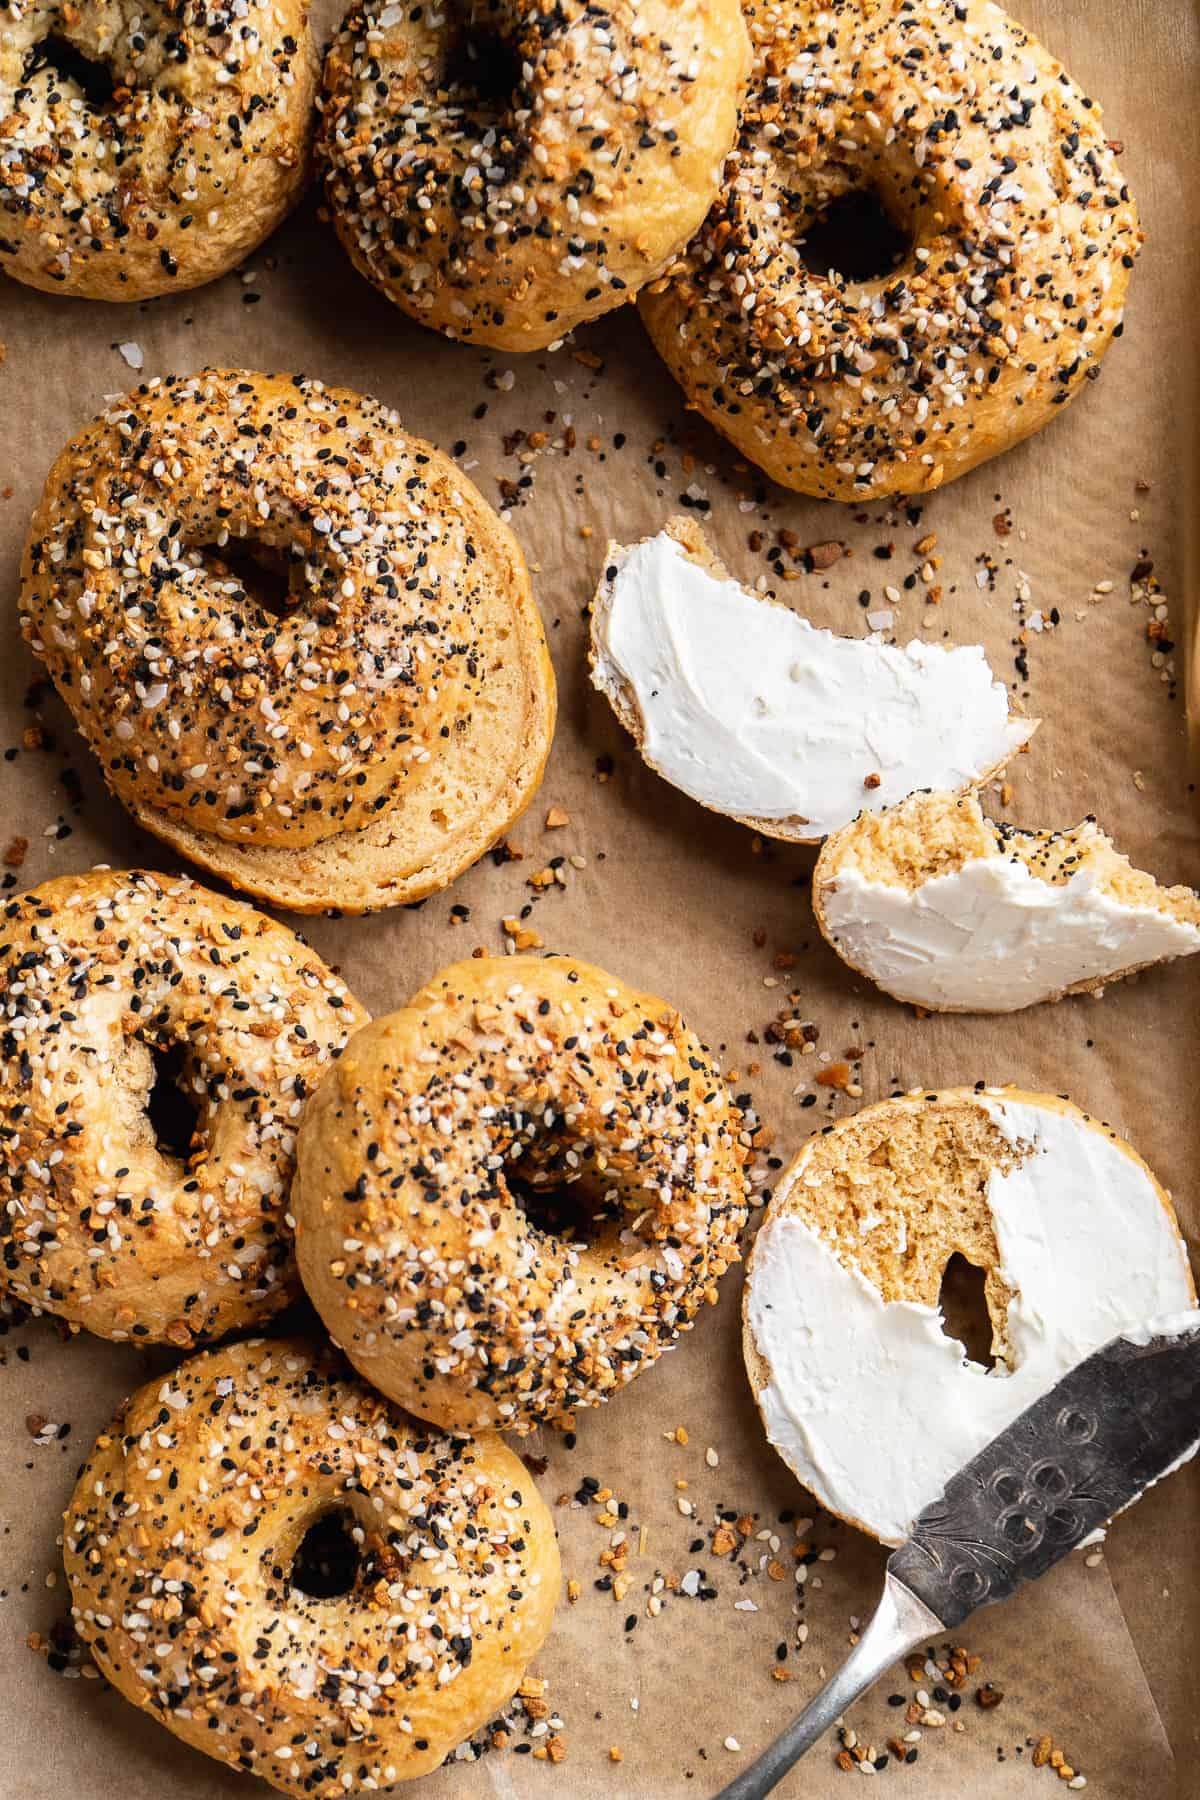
0, 1, 1197, 1794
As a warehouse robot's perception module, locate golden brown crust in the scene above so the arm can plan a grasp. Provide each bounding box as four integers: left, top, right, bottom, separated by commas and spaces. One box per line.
0, 869, 367, 1344
294, 954, 751, 1432
64, 1336, 561, 1795
318, 0, 751, 350
640, 0, 1140, 499
20, 370, 557, 912
0, 0, 317, 300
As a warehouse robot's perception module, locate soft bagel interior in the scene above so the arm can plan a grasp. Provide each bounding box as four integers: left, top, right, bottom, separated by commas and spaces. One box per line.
818, 789, 1200, 915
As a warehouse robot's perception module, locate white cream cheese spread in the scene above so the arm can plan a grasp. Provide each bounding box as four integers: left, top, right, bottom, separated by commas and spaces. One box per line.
745, 1095, 1195, 1545
820, 855, 1200, 1012
590, 532, 1035, 836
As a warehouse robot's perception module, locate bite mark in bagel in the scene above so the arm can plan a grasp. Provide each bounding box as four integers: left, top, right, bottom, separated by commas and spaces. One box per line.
813, 789, 1200, 1012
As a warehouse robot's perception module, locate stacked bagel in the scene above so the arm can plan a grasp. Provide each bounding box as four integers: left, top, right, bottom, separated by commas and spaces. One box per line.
21, 369, 556, 914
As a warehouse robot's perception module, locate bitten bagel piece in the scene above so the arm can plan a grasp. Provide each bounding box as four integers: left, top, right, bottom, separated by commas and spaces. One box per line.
640, 0, 1139, 499
588, 519, 1034, 840
813, 790, 1200, 1012
0, 870, 366, 1344
64, 1337, 560, 1797
0, 0, 317, 300
743, 1089, 1195, 1546
294, 954, 751, 1433
318, 0, 750, 350
20, 371, 556, 913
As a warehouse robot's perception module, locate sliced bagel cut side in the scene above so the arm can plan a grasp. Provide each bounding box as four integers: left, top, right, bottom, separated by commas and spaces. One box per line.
588, 521, 1034, 842
742, 1088, 1195, 1546
813, 790, 1200, 1012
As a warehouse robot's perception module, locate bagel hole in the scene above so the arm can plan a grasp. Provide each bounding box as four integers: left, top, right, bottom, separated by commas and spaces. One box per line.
146, 1042, 201, 1161
444, 29, 523, 107
797, 187, 910, 284
506, 1168, 611, 1244
193, 539, 297, 618
25, 35, 116, 109
938, 1254, 998, 1371
290, 1508, 362, 1600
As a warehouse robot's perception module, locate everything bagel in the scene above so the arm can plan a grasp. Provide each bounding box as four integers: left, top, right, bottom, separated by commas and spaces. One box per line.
294, 954, 752, 1432
0, 869, 365, 1344
318, 0, 751, 350
0, 0, 317, 299
64, 1336, 560, 1795
640, 0, 1140, 499
20, 370, 557, 912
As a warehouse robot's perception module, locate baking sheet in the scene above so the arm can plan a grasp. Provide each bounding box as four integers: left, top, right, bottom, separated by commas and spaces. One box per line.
1, 0, 1198, 1794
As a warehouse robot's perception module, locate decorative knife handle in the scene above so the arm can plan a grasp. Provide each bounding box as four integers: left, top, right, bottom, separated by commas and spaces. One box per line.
713, 1321, 1200, 1800
890, 1321, 1200, 1629
713, 1573, 943, 1800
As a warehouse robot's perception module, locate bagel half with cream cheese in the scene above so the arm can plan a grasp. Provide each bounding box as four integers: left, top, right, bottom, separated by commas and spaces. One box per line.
588, 518, 1034, 841
742, 1088, 1196, 1545
813, 789, 1200, 1012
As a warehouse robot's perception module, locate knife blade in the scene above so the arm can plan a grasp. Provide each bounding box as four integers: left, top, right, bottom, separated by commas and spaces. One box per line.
715, 1312, 1200, 1800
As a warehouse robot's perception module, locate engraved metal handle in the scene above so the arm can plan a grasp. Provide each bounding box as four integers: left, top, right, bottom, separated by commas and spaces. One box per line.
713, 1573, 942, 1800
891, 1320, 1200, 1628
716, 1319, 1200, 1800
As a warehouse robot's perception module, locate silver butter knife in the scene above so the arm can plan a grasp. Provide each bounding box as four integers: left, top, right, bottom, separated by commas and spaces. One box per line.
716, 1315, 1200, 1800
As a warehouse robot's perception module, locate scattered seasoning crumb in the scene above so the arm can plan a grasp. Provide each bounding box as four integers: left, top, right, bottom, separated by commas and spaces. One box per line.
806, 540, 845, 571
